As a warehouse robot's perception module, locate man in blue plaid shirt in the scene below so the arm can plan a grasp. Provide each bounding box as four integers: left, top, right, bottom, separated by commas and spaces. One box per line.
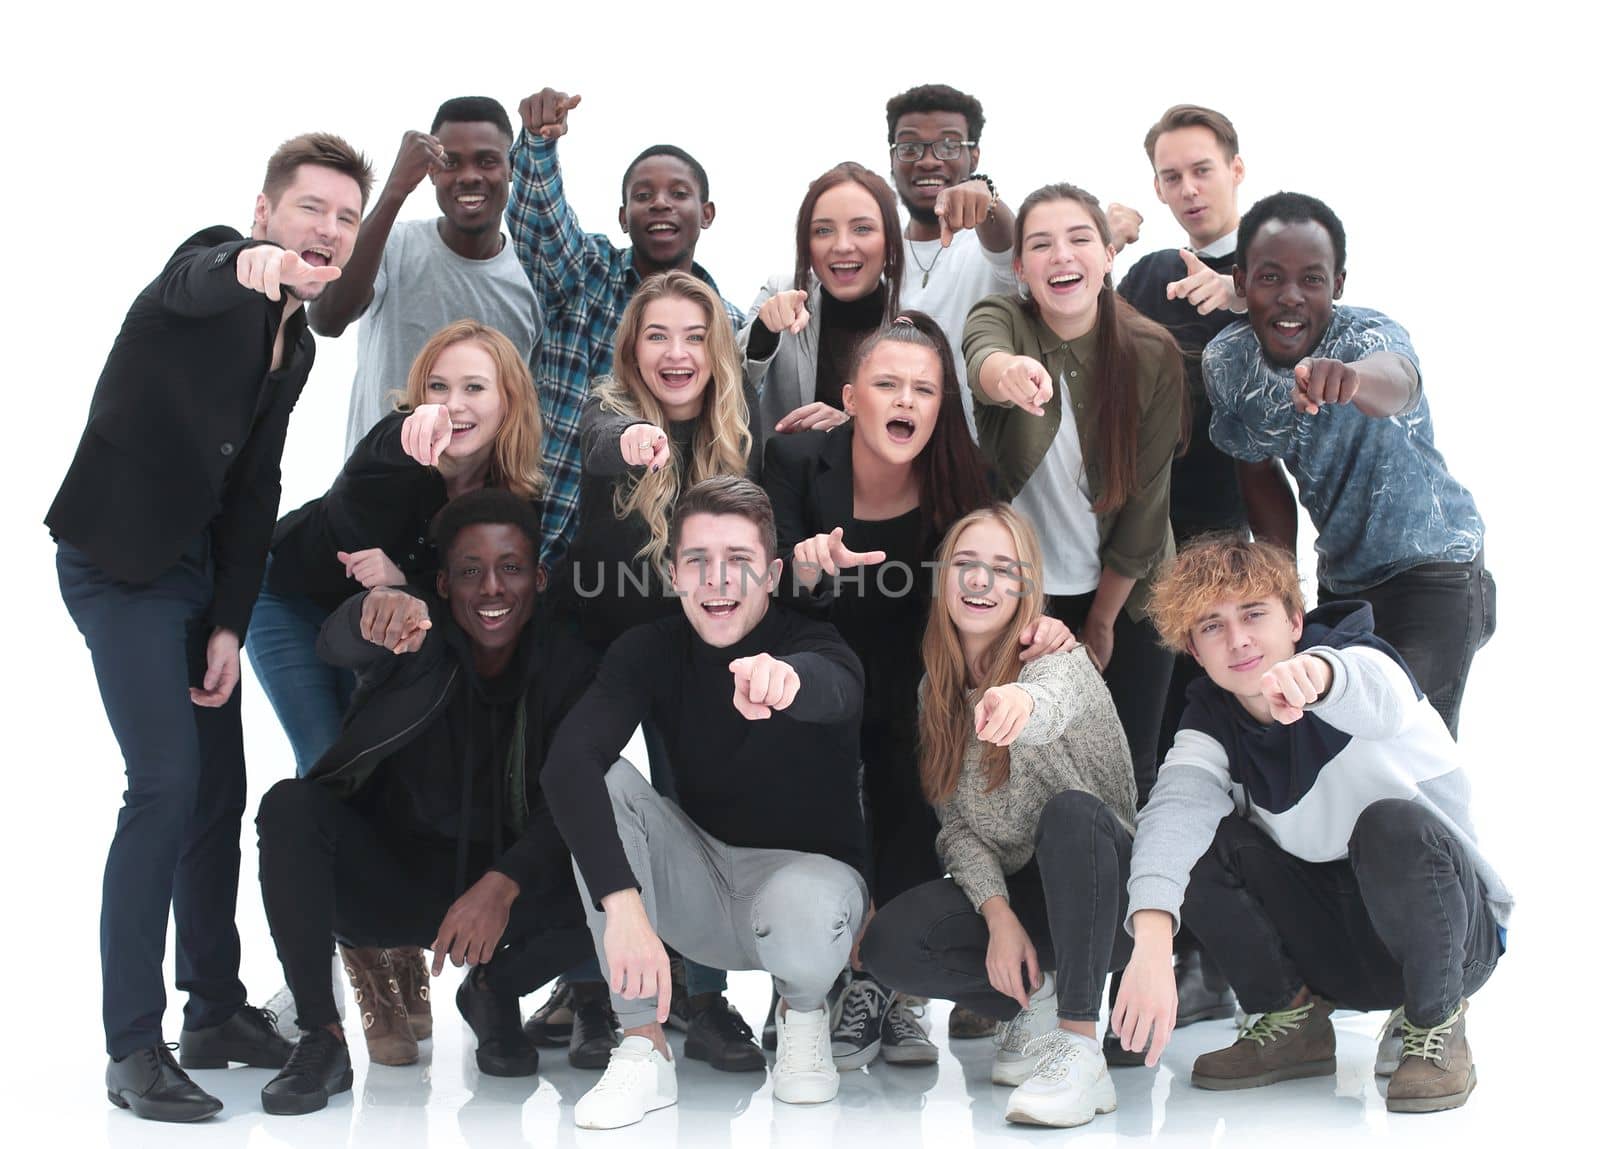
509, 87, 746, 572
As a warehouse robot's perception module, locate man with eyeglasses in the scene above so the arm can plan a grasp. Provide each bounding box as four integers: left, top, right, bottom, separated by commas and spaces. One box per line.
884, 84, 1017, 435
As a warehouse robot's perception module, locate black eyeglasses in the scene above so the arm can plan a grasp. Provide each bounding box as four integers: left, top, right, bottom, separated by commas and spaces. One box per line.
891, 139, 975, 163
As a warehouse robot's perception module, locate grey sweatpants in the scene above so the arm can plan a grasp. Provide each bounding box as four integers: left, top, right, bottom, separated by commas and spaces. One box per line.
575, 761, 868, 1030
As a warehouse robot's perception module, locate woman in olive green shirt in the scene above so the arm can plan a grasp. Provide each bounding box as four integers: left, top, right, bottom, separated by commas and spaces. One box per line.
961, 182, 1185, 802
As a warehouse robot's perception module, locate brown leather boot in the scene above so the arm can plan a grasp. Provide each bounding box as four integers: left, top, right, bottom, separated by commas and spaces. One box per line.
391, 946, 432, 1041
1386, 1001, 1475, 1113
1191, 994, 1335, 1090
948, 1004, 998, 1040
339, 945, 419, 1066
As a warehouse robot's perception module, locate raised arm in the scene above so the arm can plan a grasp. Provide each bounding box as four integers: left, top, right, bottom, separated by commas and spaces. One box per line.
507, 88, 592, 315
315, 586, 434, 672
310, 131, 446, 336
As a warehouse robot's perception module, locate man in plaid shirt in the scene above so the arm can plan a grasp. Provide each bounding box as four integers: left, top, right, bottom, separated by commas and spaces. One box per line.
509, 87, 746, 571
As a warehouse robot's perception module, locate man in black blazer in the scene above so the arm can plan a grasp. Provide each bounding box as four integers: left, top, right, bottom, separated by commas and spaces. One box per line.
48, 132, 372, 1123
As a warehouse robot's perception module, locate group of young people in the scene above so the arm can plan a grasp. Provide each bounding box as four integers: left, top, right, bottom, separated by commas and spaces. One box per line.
49, 84, 1505, 1133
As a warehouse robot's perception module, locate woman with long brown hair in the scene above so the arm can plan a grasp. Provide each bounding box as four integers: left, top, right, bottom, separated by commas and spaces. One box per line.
740, 162, 905, 438
964, 182, 1185, 806
860, 505, 1136, 1129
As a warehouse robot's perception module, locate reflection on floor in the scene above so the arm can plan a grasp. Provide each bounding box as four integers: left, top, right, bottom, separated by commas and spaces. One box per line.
56, 966, 1527, 1148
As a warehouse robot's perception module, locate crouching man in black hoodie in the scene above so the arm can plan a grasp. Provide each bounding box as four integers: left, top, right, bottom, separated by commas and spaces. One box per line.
255, 489, 599, 1115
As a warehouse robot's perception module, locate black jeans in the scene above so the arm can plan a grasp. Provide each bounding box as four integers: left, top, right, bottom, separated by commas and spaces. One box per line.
1046, 594, 1174, 805
1322, 552, 1496, 739
1182, 803, 1501, 1028
57, 538, 248, 1058
256, 779, 594, 1030
860, 790, 1133, 1022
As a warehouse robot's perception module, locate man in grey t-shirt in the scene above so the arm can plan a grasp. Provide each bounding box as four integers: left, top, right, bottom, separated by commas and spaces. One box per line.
310, 96, 543, 457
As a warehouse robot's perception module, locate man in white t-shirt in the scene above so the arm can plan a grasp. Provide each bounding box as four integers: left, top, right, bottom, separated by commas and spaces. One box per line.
310, 97, 543, 458
885, 84, 1016, 435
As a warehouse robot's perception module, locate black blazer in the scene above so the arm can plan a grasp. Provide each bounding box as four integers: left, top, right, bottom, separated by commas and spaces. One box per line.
47, 226, 316, 638
761, 426, 857, 606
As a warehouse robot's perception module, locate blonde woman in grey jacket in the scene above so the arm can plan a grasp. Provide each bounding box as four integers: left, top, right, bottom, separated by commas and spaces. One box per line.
738, 162, 903, 437
860, 503, 1137, 1129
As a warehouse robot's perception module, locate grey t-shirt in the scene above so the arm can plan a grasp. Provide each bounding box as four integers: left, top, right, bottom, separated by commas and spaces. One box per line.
342, 218, 543, 457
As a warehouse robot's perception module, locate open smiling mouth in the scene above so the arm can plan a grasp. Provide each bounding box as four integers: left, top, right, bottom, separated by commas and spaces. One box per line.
456, 193, 486, 209
658, 368, 695, 388
476, 605, 512, 626
646, 222, 679, 237
961, 595, 997, 611
301, 246, 333, 266
701, 598, 737, 618
1047, 272, 1083, 292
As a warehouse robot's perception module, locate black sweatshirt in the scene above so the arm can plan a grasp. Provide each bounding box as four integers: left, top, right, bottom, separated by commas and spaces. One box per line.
1117, 247, 1247, 534
541, 604, 867, 904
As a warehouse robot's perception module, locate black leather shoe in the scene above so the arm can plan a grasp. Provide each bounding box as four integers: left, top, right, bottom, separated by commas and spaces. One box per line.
457, 968, 539, 1077
107, 1044, 223, 1123
1174, 943, 1237, 1027
1101, 971, 1150, 1067
566, 981, 620, 1069
522, 978, 574, 1047
261, 1029, 353, 1116
684, 993, 766, 1072
179, 1003, 293, 1069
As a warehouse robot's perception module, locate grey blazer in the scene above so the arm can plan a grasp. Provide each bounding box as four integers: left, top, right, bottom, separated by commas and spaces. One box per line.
738, 272, 822, 438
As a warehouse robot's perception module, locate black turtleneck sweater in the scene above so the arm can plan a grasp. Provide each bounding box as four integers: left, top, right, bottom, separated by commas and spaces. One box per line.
1118, 247, 1247, 535
745, 283, 887, 411
541, 603, 867, 904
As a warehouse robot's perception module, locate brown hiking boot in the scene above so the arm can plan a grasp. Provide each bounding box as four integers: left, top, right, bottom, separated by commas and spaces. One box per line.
949, 1004, 998, 1040
1385, 1001, 1475, 1113
1191, 994, 1336, 1090
339, 945, 419, 1066
391, 946, 432, 1041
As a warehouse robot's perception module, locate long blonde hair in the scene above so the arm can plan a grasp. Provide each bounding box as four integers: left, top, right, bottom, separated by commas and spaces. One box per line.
592, 270, 751, 565
398, 320, 545, 500
918, 504, 1047, 804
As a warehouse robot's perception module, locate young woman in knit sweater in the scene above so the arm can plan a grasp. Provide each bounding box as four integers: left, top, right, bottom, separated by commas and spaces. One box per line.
860, 504, 1138, 1130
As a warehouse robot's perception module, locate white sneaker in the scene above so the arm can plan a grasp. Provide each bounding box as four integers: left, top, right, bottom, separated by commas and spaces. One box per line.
1374, 1006, 1405, 1077
1004, 1029, 1117, 1127
574, 1035, 678, 1130
991, 973, 1057, 1085
774, 1004, 840, 1104
263, 952, 346, 1039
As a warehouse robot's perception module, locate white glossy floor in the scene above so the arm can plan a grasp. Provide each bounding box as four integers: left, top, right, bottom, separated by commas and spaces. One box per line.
6, 957, 1564, 1149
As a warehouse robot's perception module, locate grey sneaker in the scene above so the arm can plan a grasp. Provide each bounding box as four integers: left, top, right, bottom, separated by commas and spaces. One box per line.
1375, 1006, 1405, 1077
991, 973, 1058, 1085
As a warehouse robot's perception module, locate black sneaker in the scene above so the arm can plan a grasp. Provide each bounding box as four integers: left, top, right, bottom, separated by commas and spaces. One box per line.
1102, 971, 1150, 1067
567, 981, 621, 1070
107, 1044, 223, 1123
880, 994, 938, 1066
831, 974, 888, 1070
457, 968, 539, 1077
522, 977, 575, 1047
261, 1029, 353, 1116
1174, 943, 1237, 1027
684, 994, 766, 1072
178, 1003, 293, 1069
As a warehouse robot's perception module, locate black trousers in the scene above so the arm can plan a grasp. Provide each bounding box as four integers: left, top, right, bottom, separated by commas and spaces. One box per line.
862, 722, 942, 907
1182, 803, 1502, 1028
57, 538, 248, 1058
1323, 552, 1496, 739
256, 779, 594, 1030
1046, 593, 1174, 805
861, 790, 1133, 1021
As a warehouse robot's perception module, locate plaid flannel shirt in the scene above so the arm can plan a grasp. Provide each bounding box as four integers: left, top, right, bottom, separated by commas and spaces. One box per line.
507, 130, 746, 570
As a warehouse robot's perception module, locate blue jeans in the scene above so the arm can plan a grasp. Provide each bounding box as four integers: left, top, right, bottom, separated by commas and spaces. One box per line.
244, 565, 354, 777
58, 538, 249, 1056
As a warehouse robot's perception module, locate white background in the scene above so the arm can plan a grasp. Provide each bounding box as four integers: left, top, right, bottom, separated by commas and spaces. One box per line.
0, 1, 1588, 1144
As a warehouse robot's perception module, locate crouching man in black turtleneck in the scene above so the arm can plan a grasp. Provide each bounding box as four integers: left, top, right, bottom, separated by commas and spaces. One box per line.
542, 476, 869, 1131
254, 489, 599, 1115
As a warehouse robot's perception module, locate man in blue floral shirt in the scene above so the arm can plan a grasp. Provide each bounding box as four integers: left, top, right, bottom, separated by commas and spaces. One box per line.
1204, 191, 1492, 737
507, 87, 746, 573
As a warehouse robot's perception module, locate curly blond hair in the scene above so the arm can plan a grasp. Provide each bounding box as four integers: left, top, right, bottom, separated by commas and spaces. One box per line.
1147, 533, 1304, 651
